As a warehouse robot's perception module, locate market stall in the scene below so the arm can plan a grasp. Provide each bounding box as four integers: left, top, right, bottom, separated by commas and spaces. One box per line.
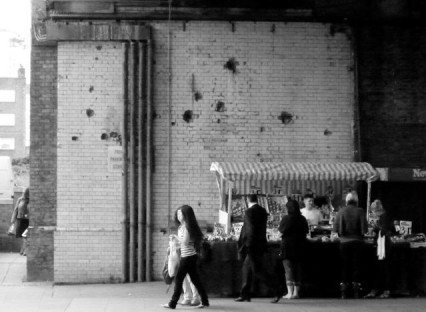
210, 161, 379, 236
200, 162, 426, 297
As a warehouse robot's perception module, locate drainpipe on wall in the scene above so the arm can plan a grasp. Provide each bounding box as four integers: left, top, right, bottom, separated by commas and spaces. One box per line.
129, 41, 137, 282
137, 41, 146, 282
146, 39, 153, 281
122, 41, 130, 282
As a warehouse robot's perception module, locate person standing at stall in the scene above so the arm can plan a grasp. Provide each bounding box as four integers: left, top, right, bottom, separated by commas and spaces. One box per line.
333, 191, 368, 299
364, 199, 395, 299
271, 199, 309, 303
162, 205, 209, 309
301, 193, 322, 226
235, 194, 268, 302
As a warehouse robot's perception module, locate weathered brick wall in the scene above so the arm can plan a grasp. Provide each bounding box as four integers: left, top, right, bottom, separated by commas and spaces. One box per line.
149, 21, 355, 278
55, 42, 123, 283
49, 21, 354, 282
358, 24, 426, 167
28, 45, 58, 281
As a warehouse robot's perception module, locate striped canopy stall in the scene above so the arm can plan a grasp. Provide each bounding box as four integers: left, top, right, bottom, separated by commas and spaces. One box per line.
210, 162, 378, 183
210, 162, 379, 233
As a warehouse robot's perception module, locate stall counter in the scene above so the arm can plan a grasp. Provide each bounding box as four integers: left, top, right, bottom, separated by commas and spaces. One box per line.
198, 240, 426, 298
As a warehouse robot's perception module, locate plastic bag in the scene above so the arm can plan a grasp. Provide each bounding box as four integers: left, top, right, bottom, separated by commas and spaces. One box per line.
7, 223, 16, 236
162, 249, 174, 285
168, 238, 180, 277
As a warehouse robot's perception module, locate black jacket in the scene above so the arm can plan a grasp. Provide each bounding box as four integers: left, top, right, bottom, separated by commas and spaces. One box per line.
238, 204, 268, 255
278, 213, 309, 260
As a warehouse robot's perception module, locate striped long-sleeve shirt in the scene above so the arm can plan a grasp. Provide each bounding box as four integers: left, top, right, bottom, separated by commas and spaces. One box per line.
178, 225, 197, 258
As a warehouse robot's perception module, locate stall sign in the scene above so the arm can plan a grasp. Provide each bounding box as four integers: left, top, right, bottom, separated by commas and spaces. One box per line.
399, 220, 412, 235
232, 222, 243, 239
213, 223, 226, 236
388, 168, 426, 181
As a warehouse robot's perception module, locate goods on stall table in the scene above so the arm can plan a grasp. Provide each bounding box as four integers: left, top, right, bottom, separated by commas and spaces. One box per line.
257, 195, 268, 212
267, 195, 287, 214
227, 194, 247, 222
266, 227, 281, 241
208, 223, 235, 241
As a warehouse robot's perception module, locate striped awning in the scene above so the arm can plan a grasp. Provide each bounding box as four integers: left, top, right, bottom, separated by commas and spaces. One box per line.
210, 162, 379, 183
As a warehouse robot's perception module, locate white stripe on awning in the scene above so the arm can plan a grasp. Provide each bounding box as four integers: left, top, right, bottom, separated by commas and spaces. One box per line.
210, 162, 378, 182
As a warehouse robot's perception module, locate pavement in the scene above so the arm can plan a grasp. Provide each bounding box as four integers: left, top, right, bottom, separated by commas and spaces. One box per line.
1, 252, 426, 312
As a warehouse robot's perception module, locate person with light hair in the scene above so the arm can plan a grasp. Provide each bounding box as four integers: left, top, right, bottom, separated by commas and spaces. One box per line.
364, 199, 395, 299
333, 191, 368, 299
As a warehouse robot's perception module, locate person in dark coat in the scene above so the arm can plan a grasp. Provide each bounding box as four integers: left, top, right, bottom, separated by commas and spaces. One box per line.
271, 199, 309, 303
235, 194, 268, 302
364, 199, 395, 299
333, 191, 368, 299
10, 187, 29, 256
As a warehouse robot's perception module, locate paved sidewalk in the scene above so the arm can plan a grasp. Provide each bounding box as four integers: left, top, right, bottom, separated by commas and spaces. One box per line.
1, 252, 426, 312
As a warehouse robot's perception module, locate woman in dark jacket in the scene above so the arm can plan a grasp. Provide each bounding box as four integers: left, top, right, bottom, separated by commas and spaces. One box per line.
364, 199, 395, 299
272, 199, 309, 303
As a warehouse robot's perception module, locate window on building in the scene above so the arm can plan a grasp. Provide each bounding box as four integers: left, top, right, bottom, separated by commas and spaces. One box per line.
0, 114, 15, 126
0, 90, 16, 102
0, 138, 15, 150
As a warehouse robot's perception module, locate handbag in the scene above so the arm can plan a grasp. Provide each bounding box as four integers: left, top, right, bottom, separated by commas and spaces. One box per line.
7, 223, 16, 236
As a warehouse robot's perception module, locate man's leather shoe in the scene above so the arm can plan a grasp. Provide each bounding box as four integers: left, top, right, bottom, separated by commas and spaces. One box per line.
234, 297, 251, 302
270, 296, 280, 303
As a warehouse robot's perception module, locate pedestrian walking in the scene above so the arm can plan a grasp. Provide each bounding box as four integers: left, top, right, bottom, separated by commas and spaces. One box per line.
162, 205, 209, 309
235, 194, 269, 302
11, 187, 29, 256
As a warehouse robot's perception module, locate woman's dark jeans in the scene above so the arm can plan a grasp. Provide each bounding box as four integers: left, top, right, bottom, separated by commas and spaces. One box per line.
169, 254, 209, 308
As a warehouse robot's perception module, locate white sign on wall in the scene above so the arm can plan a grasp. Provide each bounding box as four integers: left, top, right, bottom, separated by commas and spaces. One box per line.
108, 146, 123, 172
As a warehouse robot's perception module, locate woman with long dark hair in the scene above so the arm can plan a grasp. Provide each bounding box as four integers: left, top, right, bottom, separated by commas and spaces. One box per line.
162, 205, 209, 309
272, 198, 309, 303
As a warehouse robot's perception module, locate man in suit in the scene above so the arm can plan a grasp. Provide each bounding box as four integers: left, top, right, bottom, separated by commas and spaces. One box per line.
235, 194, 268, 302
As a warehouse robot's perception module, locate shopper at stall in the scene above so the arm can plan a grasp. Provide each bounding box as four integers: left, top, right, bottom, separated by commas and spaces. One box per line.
235, 194, 268, 302
271, 199, 309, 303
301, 193, 322, 226
364, 199, 395, 299
162, 205, 209, 309
333, 191, 368, 299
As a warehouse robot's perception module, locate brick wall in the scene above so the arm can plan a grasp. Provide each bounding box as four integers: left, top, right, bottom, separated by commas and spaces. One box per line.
55, 42, 123, 283
150, 21, 354, 278
358, 24, 426, 167
44, 21, 354, 282
28, 45, 58, 281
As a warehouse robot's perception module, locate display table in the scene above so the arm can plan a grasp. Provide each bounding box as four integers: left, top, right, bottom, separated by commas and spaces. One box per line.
198, 240, 426, 298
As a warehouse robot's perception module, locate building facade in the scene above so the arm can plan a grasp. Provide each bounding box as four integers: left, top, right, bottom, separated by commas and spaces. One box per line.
29, 0, 426, 283
0, 68, 27, 159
